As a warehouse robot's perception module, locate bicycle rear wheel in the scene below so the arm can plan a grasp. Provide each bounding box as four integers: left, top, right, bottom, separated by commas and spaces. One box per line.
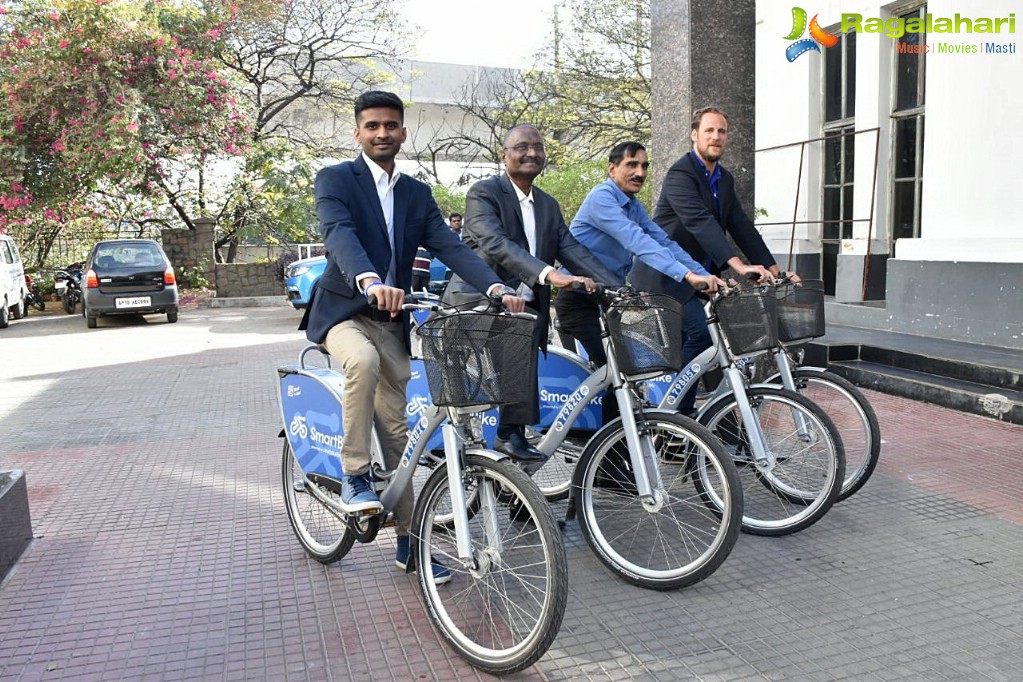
697, 387, 844, 536
412, 453, 568, 674
769, 369, 881, 501
574, 413, 743, 591
281, 441, 355, 563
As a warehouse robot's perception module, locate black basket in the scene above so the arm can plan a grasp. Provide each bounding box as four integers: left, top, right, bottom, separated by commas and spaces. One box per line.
776, 280, 825, 343
416, 312, 536, 407
715, 287, 779, 356
604, 294, 684, 378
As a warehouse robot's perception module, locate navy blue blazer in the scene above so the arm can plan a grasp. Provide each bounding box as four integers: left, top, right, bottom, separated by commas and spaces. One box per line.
631, 152, 776, 303
301, 155, 500, 345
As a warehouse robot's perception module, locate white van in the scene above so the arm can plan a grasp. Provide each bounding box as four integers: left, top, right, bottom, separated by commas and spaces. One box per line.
0, 233, 28, 328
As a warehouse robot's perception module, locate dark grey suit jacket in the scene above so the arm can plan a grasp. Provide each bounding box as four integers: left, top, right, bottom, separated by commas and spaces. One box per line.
444, 173, 620, 349
631, 152, 776, 303
301, 155, 500, 346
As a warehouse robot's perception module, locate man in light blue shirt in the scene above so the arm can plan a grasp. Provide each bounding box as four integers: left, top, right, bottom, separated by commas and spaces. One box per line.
554, 141, 725, 368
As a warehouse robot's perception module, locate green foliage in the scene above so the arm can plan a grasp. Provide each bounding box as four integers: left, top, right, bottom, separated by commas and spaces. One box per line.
178, 257, 212, 290
431, 184, 466, 221
0, 0, 252, 230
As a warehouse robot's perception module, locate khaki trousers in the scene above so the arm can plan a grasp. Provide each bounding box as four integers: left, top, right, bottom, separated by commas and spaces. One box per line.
324, 315, 413, 533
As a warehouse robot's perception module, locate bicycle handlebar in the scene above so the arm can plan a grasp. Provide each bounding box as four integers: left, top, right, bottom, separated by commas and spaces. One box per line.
367, 290, 536, 319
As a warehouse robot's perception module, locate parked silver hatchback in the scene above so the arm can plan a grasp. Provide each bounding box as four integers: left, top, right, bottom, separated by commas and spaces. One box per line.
82, 239, 179, 328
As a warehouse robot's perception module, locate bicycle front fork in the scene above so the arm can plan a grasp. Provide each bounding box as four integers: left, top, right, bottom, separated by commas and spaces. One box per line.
442, 423, 476, 562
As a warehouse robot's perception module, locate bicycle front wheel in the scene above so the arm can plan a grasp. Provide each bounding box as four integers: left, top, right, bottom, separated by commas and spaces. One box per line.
574, 413, 743, 591
698, 387, 844, 537
281, 441, 355, 563
772, 370, 881, 501
412, 453, 568, 674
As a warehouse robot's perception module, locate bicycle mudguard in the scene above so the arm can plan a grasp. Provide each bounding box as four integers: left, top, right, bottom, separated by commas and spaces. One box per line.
277, 367, 346, 480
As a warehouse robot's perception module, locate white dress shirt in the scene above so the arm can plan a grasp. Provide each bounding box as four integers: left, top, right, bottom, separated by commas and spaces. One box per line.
511, 183, 553, 301
356, 152, 401, 289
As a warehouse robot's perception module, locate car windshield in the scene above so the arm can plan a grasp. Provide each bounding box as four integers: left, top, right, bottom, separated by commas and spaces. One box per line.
95, 245, 164, 269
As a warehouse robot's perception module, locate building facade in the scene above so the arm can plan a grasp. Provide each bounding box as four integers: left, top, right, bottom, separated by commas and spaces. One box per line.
753, 0, 1021, 348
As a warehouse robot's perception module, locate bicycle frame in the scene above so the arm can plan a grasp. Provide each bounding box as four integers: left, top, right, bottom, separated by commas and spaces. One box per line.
531, 309, 670, 501
649, 302, 777, 467
277, 355, 502, 564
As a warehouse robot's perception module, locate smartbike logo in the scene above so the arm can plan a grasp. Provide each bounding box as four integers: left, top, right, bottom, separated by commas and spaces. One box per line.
785, 7, 1017, 60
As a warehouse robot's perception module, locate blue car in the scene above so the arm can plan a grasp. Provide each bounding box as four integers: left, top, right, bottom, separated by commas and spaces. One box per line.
284, 254, 450, 309
284, 255, 327, 309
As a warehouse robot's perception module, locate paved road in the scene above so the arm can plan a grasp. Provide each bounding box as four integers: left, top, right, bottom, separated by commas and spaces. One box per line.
1, 305, 1022, 681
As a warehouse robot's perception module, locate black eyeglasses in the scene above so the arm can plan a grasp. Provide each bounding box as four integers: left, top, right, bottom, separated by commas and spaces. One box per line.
504, 143, 546, 154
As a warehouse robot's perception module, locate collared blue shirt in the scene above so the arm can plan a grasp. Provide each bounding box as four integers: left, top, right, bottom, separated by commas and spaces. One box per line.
568, 179, 709, 284
692, 148, 721, 217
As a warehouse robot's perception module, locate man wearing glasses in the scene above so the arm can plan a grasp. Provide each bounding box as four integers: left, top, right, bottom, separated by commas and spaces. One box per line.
444, 124, 621, 462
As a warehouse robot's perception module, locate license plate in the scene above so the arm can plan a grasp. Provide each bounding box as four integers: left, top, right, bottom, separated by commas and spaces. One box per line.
55, 281, 66, 290
115, 296, 152, 309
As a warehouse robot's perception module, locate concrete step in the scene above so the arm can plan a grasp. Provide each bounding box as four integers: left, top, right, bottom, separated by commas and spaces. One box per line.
828, 359, 1023, 424
805, 324, 1023, 424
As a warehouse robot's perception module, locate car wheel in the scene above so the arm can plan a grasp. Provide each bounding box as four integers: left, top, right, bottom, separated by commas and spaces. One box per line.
12, 297, 27, 320
167, 309, 178, 323
0, 301, 9, 329
86, 314, 97, 329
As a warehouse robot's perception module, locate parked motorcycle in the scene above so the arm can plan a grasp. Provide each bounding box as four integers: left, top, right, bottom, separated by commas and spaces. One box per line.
55, 263, 83, 315
24, 274, 45, 312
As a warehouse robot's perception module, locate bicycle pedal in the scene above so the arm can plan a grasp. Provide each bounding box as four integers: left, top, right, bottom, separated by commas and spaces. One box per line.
343, 505, 384, 517
380, 516, 398, 528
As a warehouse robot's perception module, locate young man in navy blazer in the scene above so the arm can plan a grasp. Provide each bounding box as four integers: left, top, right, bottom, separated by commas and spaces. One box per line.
301, 91, 523, 583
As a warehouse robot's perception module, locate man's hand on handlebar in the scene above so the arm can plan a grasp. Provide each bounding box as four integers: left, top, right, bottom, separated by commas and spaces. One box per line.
361, 279, 404, 316
501, 294, 526, 313
547, 271, 598, 294
729, 262, 775, 283
769, 266, 802, 284
685, 272, 728, 293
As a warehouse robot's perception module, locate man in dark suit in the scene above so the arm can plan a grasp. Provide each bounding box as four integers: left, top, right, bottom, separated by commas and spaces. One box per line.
630, 106, 797, 416
301, 91, 522, 582
445, 124, 621, 461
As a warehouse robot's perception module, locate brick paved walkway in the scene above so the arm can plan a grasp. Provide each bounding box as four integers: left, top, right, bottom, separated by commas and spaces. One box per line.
1, 307, 1021, 681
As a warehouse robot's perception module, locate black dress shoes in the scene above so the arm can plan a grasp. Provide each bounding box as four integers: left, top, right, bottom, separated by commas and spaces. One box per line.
495, 431, 546, 463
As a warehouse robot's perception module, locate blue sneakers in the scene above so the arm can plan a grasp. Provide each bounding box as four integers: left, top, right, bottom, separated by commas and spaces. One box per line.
395, 535, 452, 585
340, 474, 383, 514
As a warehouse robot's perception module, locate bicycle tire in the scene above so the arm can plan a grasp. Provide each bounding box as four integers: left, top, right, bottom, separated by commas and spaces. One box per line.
573, 412, 742, 590
765, 370, 881, 501
697, 386, 844, 537
412, 453, 568, 674
280, 441, 355, 563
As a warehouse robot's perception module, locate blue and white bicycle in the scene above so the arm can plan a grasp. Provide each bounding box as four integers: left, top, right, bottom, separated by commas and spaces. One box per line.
277, 295, 567, 674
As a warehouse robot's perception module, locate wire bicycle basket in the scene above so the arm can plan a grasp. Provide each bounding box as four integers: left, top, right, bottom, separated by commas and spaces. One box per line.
775, 279, 826, 344
416, 311, 536, 407
604, 293, 684, 379
714, 287, 779, 357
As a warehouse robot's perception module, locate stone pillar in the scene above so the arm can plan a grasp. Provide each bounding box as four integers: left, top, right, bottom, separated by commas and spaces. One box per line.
651, 0, 756, 212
